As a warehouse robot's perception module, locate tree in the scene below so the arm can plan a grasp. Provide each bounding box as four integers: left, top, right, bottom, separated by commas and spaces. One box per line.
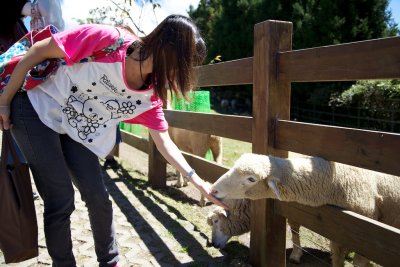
191, 0, 398, 60
189, 0, 399, 115
74, 0, 160, 35
188, 0, 223, 62
329, 80, 400, 132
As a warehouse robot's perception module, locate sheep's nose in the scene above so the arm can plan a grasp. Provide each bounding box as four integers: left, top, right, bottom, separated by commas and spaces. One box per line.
210, 189, 218, 195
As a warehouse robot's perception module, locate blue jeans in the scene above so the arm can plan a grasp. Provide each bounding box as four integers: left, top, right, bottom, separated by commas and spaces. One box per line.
10, 92, 118, 267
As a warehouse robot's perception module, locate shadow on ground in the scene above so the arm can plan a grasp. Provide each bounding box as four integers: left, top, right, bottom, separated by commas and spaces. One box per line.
102, 166, 231, 266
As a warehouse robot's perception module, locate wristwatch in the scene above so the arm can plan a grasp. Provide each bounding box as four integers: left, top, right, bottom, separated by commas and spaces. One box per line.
184, 169, 196, 181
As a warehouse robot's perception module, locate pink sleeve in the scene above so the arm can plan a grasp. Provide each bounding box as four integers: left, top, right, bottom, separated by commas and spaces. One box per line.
124, 98, 168, 131
52, 24, 120, 65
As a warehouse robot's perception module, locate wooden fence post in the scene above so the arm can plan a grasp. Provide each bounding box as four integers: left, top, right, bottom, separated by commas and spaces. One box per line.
148, 135, 167, 188
251, 20, 292, 267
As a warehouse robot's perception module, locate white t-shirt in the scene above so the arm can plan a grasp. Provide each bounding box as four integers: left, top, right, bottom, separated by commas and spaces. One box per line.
27, 24, 167, 157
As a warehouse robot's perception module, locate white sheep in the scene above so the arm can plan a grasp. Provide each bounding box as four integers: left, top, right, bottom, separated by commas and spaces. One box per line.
207, 198, 303, 263
206, 199, 250, 248
169, 126, 222, 206
211, 153, 400, 267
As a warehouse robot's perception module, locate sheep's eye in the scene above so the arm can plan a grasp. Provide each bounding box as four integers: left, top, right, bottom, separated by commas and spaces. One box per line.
247, 177, 256, 183
214, 219, 219, 224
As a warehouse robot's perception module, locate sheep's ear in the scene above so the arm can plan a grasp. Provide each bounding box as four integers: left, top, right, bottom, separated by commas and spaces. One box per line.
206, 213, 214, 225
215, 208, 228, 217
267, 178, 282, 200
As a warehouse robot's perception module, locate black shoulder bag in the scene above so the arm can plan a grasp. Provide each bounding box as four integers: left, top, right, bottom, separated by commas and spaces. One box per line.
0, 130, 38, 263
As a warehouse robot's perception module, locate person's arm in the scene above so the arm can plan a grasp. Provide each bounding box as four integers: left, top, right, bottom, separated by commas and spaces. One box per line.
0, 37, 65, 129
37, 0, 65, 31
149, 128, 229, 209
21, 2, 31, 16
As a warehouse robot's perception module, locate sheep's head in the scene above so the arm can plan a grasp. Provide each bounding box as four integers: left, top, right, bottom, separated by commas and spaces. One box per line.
207, 208, 231, 248
211, 153, 281, 200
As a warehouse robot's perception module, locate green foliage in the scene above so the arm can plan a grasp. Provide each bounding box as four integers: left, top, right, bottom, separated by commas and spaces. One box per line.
75, 5, 125, 25
75, 0, 161, 35
188, 0, 223, 62
189, 0, 399, 114
190, 0, 398, 62
286, 0, 399, 49
329, 80, 400, 132
330, 80, 400, 108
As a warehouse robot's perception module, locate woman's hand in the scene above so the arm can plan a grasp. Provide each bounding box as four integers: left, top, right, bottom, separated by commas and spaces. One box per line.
0, 94, 12, 130
190, 175, 229, 209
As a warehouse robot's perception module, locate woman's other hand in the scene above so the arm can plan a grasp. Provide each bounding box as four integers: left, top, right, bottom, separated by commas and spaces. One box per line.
0, 95, 11, 130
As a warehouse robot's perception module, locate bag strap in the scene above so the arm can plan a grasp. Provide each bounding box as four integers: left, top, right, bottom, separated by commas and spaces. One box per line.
0, 132, 9, 168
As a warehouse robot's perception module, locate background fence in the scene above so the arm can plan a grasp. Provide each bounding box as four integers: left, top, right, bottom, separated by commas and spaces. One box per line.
291, 100, 400, 133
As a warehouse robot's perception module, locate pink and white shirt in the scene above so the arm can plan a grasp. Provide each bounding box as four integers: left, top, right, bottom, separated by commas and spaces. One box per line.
27, 24, 168, 157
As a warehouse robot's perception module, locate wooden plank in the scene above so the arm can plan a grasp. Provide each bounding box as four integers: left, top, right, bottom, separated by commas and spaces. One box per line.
164, 110, 252, 142
274, 120, 400, 176
276, 202, 400, 267
196, 58, 253, 87
148, 135, 167, 188
279, 37, 400, 82
121, 130, 149, 153
114, 143, 120, 157
179, 151, 229, 183
251, 20, 292, 267
120, 130, 229, 183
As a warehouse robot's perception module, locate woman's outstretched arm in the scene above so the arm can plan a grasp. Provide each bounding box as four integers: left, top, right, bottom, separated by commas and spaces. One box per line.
149, 128, 229, 209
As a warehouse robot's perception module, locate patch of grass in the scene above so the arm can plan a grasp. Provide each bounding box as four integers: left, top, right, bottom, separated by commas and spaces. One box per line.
179, 246, 189, 253
221, 138, 252, 167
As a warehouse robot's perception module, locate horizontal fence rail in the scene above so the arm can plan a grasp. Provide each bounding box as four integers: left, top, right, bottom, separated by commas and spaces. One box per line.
120, 130, 228, 183
180, 151, 229, 183
164, 110, 252, 142
196, 57, 253, 87
274, 119, 400, 176
121, 130, 148, 153
276, 202, 400, 267
279, 36, 400, 82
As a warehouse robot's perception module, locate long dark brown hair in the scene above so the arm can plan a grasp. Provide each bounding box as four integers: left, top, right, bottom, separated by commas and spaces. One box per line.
139, 14, 206, 103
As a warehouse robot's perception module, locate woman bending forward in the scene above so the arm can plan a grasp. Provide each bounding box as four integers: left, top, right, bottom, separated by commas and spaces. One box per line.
0, 14, 226, 267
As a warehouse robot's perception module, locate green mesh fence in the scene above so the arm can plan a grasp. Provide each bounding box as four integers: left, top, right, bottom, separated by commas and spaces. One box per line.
172, 90, 211, 113
172, 91, 213, 160
120, 122, 143, 136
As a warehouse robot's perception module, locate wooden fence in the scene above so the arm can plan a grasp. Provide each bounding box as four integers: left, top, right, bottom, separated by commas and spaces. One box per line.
121, 20, 400, 266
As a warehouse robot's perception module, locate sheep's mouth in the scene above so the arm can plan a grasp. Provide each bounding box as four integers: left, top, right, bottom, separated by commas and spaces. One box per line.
212, 195, 225, 202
